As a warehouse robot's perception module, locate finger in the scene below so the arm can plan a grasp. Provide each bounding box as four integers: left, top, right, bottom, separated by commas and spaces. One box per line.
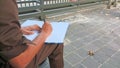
33, 24, 41, 31
26, 31, 34, 35
22, 30, 34, 35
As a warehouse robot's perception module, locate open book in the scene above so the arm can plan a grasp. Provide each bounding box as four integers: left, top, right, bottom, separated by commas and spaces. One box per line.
21, 20, 69, 44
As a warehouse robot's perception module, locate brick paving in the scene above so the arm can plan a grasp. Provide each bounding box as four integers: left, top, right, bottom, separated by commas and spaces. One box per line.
21, 3, 120, 68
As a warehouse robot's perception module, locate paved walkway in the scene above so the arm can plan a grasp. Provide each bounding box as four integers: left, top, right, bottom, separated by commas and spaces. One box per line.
21, 3, 120, 68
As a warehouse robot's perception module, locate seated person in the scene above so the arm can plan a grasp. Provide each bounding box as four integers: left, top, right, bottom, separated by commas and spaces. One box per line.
0, 0, 64, 68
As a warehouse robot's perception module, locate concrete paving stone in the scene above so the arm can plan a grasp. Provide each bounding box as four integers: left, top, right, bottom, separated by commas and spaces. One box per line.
78, 23, 92, 28
109, 10, 120, 17
107, 32, 120, 39
67, 32, 84, 41
107, 59, 120, 68
75, 48, 88, 58
90, 31, 104, 39
113, 27, 120, 35
64, 38, 71, 46
70, 40, 86, 49
103, 20, 113, 25
64, 60, 73, 68
82, 36, 95, 44
67, 35, 79, 42
82, 34, 102, 44
64, 49, 69, 57
66, 34, 77, 41
65, 53, 82, 65
67, 25, 79, 33
107, 42, 120, 51
113, 37, 120, 45
93, 51, 109, 64
99, 19, 110, 24
66, 31, 74, 38
103, 25, 114, 32
73, 31, 90, 39
66, 25, 81, 37
95, 31, 107, 37
82, 57, 100, 68
108, 23, 120, 29
116, 25, 120, 29
73, 63, 85, 68
85, 27, 99, 34
81, 23, 97, 29
85, 21, 99, 26
70, 23, 87, 31
95, 23, 108, 29
100, 62, 118, 68
97, 29, 107, 36
89, 38, 107, 48
111, 53, 120, 62
66, 25, 74, 33
84, 43, 101, 52
102, 30, 118, 38
64, 45, 76, 56
99, 46, 117, 57
87, 20, 106, 28
99, 35, 113, 43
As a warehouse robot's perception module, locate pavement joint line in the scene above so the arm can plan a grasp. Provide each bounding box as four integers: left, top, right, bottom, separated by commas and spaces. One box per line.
76, 37, 117, 68
85, 22, 120, 52
92, 37, 117, 57
73, 52, 102, 67
98, 49, 120, 68
69, 20, 108, 42
62, 5, 120, 59
75, 36, 104, 51
81, 63, 87, 68
63, 52, 83, 67
73, 62, 87, 68
76, 25, 114, 47
77, 18, 120, 43
77, 18, 117, 38
64, 49, 77, 57
72, 55, 89, 66
71, 54, 84, 66
64, 59, 73, 67
68, 21, 120, 66
85, 27, 119, 53
63, 45, 76, 55
63, 19, 104, 45
64, 18, 120, 52
72, 52, 102, 67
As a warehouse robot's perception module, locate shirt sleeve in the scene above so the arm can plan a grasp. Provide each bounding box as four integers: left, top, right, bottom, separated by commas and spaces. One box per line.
0, 0, 29, 61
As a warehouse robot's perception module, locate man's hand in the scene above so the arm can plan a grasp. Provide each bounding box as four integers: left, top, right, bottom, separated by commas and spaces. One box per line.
21, 24, 41, 35
42, 21, 52, 36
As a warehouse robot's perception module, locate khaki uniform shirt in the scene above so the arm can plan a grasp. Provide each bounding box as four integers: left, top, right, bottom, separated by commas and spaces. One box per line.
0, 0, 29, 64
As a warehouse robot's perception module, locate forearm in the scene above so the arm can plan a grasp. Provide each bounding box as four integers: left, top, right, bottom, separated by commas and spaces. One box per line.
9, 33, 46, 68
9, 22, 52, 68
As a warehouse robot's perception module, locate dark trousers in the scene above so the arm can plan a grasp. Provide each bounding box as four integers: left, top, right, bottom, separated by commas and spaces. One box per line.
26, 43, 64, 68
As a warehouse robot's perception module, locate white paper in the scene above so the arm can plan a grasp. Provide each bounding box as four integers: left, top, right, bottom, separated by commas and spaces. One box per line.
21, 20, 69, 43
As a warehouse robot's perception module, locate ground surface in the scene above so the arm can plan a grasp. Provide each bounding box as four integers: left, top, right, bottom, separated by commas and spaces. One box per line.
21, 3, 120, 68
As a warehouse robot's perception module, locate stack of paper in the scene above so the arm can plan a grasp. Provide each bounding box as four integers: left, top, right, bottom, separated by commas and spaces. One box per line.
21, 20, 69, 43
